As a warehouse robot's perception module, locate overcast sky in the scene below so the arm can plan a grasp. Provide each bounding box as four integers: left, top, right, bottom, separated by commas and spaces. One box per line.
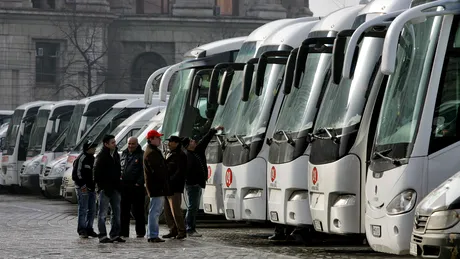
310, 0, 362, 17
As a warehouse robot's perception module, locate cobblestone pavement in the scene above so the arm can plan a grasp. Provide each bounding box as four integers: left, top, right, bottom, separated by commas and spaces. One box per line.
0, 194, 413, 259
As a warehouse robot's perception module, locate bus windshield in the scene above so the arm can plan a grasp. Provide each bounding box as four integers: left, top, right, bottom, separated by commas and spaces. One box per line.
373, 16, 442, 159
274, 53, 332, 137
211, 41, 258, 132
27, 109, 50, 155
161, 68, 194, 139
64, 104, 85, 151
4, 110, 24, 152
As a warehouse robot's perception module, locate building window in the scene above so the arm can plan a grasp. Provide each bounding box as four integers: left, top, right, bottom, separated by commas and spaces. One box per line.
36, 42, 59, 83
137, 0, 169, 14
32, 0, 56, 9
215, 0, 238, 16
47, 0, 55, 9
131, 52, 167, 92
136, 0, 144, 14
32, 0, 42, 8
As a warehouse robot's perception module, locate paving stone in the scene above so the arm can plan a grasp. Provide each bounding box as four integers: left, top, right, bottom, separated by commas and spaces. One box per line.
0, 194, 412, 259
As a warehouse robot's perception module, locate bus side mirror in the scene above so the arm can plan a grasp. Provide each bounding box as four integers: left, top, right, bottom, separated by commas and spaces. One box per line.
255, 51, 290, 96
332, 30, 355, 85
210, 63, 233, 105
293, 44, 308, 89
218, 71, 234, 105
190, 74, 203, 107
283, 48, 299, 95
242, 63, 254, 102
242, 58, 259, 102
294, 37, 335, 89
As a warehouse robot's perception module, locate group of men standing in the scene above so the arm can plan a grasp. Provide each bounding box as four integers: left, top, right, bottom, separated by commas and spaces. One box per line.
71, 125, 223, 243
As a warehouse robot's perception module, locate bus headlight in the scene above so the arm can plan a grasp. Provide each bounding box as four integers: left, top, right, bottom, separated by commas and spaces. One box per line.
24, 161, 40, 175
386, 189, 417, 215
289, 191, 308, 201
333, 194, 356, 207
244, 189, 263, 199
50, 163, 66, 177
426, 210, 459, 230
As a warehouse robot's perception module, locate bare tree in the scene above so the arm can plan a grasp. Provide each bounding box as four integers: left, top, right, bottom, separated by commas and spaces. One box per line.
53, 11, 115, 98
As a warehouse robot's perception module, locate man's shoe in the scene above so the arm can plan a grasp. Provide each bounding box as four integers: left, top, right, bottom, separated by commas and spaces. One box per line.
176, 233, 186, 240
111, 237, 126, 243
79, 233, 89, 239
162, 232, 178, 239
147, 237, 165, 243
87, 231, 98, 238
136, 234, 145, 238
187, 231, 202, 237
99, 237, 114, 243
268, 234, 286, 241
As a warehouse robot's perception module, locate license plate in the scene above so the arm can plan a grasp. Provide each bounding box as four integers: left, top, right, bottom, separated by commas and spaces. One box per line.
371, 225, 381, 238
226, 209, 235, 219
410, 242, 418, 256
313, 220, 322, 231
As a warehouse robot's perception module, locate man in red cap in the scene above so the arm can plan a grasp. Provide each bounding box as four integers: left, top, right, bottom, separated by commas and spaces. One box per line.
143, 129, 169, 243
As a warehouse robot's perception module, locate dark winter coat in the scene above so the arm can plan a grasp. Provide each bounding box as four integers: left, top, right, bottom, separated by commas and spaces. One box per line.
94, 146, 122, 195
143, 143, 169, 197
185, 128, 217, 188
165, 148, 187, 194
72, 151, 95, 190
120, 145, 144, 186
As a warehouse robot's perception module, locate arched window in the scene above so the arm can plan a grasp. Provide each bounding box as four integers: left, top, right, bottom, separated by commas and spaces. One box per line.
131, 52, 167, 92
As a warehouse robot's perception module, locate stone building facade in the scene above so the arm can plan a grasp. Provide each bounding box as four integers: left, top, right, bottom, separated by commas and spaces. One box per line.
0, 0, 312, 109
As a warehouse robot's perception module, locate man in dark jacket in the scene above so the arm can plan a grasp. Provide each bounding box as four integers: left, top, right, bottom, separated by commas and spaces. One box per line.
162, 135, 187, 239
183, 125, 223, 237
144, 129, 169, 243
120, 137, 145, 238
94, 134, 125, 244
72, 140, 98, 238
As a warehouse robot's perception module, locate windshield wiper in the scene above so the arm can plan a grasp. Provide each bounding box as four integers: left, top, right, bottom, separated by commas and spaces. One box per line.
312, 128, 340, 144
234, 135, 249, 149
275, 130, 295, 147
373, 149, 401, 166
215, 134, 226, 150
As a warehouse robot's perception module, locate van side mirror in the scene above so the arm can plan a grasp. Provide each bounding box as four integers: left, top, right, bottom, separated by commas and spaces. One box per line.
283, 48, 299, 95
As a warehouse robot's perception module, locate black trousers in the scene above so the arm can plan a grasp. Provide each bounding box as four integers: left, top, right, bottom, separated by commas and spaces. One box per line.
120, 182, 146, 237
274, 225, 295, 236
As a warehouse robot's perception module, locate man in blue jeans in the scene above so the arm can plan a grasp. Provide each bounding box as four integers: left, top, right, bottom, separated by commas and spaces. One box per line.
94, 135, 125, 244
144, 130, 169, 243
72, 141, 98, 238
183, 125, 223, 237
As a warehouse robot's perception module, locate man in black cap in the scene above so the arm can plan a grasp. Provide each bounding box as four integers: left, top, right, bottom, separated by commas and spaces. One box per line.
72, 140, 98, 238
162, 135, 187, 239
182, 125, 223, 237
